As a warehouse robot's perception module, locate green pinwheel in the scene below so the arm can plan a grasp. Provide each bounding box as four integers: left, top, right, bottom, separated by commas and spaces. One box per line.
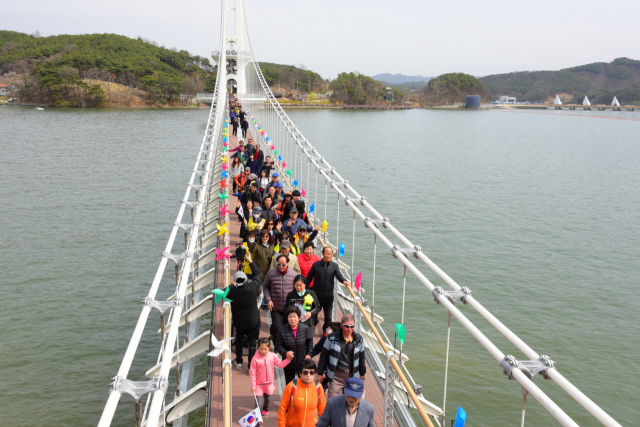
222, 145, 228, 152
219, 191, 229, 201
274, 149, 279, 155
212, 287, 233, 304
285, 169, 292, 177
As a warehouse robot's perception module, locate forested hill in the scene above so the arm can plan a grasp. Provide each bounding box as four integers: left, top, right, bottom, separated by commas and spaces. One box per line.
0, 31, 216, 106
480, 57, 640, 104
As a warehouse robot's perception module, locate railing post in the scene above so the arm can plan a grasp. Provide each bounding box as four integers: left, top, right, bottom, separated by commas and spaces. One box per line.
383, 350, 397, 427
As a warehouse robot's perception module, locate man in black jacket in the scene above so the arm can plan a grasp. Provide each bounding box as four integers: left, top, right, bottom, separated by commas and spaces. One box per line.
226, 252, 262, 370
305, 247, 351, 329
241, 117, 249, 138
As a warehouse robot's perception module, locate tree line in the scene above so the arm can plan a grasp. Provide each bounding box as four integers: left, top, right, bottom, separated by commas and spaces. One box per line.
0, 31, 216, 106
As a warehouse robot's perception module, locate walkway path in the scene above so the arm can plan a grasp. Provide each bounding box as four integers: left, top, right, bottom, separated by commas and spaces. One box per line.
208, 117, 388, 427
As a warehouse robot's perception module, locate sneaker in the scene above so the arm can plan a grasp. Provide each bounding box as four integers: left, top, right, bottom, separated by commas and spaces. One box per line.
235, 361, 242, 370
261, 409, 269, 416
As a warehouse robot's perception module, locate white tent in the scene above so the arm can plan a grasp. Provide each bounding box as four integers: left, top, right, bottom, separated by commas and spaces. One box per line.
612, 96, 620, 106
582, 96, 591, 106
554, 95, 562, 105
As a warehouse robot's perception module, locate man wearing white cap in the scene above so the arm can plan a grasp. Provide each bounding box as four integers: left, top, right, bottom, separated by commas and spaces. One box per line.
315, 377, 374, 427
227, 252, 262, 370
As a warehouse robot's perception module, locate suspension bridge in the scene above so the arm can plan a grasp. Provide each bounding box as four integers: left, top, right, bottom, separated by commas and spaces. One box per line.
96, 2, 624, 427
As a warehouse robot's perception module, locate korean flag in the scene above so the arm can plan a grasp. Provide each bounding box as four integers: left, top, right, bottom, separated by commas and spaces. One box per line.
238, 408, 262, 427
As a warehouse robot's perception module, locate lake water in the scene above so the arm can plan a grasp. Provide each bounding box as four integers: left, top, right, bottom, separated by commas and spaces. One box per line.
1, 106, 638, 427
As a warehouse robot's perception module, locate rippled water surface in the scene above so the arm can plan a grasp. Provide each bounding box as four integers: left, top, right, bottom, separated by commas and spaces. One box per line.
1, 106, 638, 427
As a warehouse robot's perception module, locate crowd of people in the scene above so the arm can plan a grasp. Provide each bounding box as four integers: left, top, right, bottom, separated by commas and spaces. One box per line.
224, 100, 372, 427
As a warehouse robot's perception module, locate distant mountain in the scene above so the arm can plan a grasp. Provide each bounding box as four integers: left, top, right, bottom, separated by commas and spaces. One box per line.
480, 57, 640, 104
372, 73, 433, 84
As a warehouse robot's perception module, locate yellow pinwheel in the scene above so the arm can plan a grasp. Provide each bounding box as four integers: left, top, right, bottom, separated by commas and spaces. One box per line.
220, 155, 228, 163
321, 219, 328, 233
217, 222, 230, 236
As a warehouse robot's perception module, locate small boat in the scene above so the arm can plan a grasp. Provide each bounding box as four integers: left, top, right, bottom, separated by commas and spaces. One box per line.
35, 107, 44, 111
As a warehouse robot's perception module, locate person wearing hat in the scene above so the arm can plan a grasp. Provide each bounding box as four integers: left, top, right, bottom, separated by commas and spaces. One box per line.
282, 189, 301, 223
241, 180, 261, 207
269, 239, 301, 272
275, 182, 285, 200
267, 171, 279, 190
315, 377, 374, 427
283, 208, 307, 236
226, 251, 262, 369
277, 192, 293, 218
247, 207, 266, 234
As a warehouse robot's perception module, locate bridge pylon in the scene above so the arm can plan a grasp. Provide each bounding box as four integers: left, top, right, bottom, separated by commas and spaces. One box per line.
212, 0, 249, 97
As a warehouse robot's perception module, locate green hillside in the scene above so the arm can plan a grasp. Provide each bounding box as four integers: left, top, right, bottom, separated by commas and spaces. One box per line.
258, 62, 325, 94
480, 57, 640, 104
422, 73, 491, 104
0, 31, 215, 106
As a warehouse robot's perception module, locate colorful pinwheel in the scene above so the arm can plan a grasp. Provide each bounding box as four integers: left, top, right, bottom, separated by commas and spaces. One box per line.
215, 246, 230, 261
218, 204, 231, 216
212, 287, 232, 304
216, 221, 229, 235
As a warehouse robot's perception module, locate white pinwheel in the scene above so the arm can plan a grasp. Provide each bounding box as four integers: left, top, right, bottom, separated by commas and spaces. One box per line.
208, 334, 232, 357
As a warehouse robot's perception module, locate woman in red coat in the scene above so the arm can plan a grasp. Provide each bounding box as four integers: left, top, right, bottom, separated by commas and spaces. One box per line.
297, 241, 320, 288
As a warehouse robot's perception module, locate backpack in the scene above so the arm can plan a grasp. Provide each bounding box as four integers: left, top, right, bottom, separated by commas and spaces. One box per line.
290, 378, 322, 409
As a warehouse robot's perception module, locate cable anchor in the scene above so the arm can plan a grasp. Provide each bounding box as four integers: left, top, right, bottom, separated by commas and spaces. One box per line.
501, 354, 556, 380
431, 286, 472, 305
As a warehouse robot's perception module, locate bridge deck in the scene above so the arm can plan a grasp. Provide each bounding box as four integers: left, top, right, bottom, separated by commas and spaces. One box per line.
207, 127, 388, 427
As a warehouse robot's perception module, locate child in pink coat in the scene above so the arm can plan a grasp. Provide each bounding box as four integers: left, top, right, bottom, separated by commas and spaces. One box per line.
250, 337, 293, 416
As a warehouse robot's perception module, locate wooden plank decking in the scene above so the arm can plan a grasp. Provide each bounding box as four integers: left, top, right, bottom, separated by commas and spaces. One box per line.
208, 123, 388, 427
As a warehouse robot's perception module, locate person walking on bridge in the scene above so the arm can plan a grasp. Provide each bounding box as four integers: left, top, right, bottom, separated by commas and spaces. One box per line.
226, 252, 262, 370
316, 314, 366, 399
263, 254, 297, 340
305, 247, 350, 329
241, 117, 249, 138
315, 377, 374, 427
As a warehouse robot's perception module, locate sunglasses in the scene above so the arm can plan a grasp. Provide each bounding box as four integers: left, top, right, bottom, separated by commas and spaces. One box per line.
342, 324, 355, 329
301, 370, 315, 376
277, 263, 287, 267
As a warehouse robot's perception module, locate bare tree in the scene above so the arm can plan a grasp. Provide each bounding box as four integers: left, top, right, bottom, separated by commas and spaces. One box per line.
31, 30, 41, 38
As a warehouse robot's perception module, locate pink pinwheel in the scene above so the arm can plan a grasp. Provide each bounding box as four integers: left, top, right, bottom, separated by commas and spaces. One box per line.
218, 204, 231, 216
222, 163, 228, 171
270, 145, 275, 150
301, 188, 306, 198
282, 161, 287, 168
354, 272, 362, 292
215, 247, 230, 261
223, 142, 229, 147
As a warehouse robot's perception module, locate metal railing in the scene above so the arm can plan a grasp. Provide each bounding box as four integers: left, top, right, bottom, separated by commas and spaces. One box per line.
97, 2, 228, 426
237, 5, 622, 426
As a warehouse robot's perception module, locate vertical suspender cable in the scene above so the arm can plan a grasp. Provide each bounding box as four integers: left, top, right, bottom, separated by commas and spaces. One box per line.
336, 192, 340, 261
371, 235, 377, 316
323, 178, 328, 227
351, 211, 356, 281
442, 311, 452, 426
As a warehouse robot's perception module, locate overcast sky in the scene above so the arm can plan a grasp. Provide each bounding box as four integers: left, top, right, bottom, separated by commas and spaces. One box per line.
5, 0, 640, 79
